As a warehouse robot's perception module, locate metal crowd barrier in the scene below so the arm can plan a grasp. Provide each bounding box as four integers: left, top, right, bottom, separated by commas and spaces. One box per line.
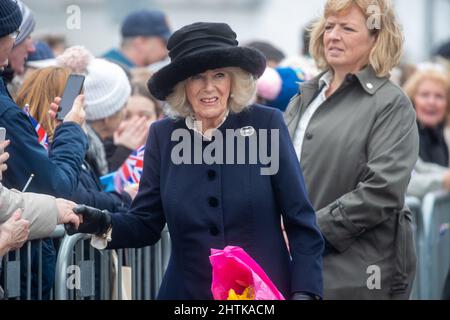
421, 191, 450, 300
407, 192, 450, 300
1, 225, 66, 300
406, 196, 425, 300
54, 227, 171, 300
4, 192, 450, 300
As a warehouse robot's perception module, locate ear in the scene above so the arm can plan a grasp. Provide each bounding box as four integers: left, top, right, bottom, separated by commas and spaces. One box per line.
370, 31, 378, 45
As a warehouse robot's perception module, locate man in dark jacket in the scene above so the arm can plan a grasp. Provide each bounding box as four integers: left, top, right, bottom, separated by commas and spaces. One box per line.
102, 9, 171, 72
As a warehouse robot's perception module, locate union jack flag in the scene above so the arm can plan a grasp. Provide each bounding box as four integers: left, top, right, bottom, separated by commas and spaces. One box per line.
114, 145, 145, 191
24, 105, 49, 151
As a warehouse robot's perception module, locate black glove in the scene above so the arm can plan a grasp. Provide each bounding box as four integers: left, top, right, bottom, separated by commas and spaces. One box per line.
65, 205, 112, 236
291, 292, 318, 300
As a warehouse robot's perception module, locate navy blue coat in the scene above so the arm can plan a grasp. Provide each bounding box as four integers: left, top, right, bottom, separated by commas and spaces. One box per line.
0, 77, 87, 197
71, 161, 131, 213
109, 105, 324, 299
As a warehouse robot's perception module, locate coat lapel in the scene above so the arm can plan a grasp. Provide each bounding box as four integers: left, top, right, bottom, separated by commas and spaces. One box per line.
284, 72, 324, 138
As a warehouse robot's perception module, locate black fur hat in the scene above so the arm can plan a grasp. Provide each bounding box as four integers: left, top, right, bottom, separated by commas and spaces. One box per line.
148, 22, 267, 100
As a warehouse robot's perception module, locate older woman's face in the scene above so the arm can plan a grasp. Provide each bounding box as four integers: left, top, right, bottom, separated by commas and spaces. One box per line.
186, 69, 231, 123
414, 79, 448, 128
323, 5, 376, 74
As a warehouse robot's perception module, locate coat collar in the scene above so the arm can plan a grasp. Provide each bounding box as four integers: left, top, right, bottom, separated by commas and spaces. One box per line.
185, 109, 230, 141
299, 65, 390, 100
0, 77, 10, 97
354, 65, 390, 95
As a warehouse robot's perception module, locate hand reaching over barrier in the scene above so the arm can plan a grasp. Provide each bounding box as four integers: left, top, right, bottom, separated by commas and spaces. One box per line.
0, 210, 30, 256
65, 204, 112, 237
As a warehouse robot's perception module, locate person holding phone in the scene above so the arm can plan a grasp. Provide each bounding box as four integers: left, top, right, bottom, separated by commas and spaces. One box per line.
1, 1, 88, 199
57, 46, 141, 177
1, 0, 87, 299
16, 66, 135, 212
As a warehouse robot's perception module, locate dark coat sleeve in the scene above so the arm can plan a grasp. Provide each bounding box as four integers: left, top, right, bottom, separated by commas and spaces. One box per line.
103, 137, 133, 172
71, 167, 131, 213
2, 107, 88, 198
108, 123, 166, 248
269, 109, 324, 298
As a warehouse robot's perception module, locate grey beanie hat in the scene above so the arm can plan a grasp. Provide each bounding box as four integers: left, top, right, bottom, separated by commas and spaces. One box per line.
14, 0, 35, 46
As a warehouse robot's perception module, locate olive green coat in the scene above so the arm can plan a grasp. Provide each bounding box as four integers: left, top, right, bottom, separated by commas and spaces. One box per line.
284, 66, 419, 300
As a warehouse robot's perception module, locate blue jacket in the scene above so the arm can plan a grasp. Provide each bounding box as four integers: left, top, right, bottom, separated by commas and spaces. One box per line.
71, 161, 131, 213
108, 105, 324, 299
102, 49, 135, 69
0, 77, 88, 198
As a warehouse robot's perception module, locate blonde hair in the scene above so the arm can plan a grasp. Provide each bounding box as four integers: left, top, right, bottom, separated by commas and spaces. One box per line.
403, 68, 450, 117
310, 0, 404, 77
16, 67, 71, 141
165, 67, 256, 118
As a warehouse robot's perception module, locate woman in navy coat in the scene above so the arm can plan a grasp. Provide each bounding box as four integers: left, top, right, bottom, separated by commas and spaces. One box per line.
68, 22, 324, 300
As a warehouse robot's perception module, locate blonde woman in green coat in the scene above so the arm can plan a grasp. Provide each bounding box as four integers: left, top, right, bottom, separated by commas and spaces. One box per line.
284, 0, 418, 299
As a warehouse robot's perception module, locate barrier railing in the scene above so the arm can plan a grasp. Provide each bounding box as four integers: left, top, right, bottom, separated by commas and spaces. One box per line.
1, 225, 65, 300
54, 227, 171, 300
406, 196, 424, 300
3, 192, 450, 300
421, 191, 450, 300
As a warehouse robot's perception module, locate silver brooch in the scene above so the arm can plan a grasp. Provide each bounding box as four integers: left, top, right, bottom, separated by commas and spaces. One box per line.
240, 126, 255, 137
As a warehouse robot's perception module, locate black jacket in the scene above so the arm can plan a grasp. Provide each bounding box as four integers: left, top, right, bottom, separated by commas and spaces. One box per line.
71, 160, 131, 213
418, 122, 449, 167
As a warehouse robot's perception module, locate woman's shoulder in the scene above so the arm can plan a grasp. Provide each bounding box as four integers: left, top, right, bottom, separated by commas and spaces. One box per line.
245, 104, 283, 118
151, 116, 184, 132
376, 80, 414, 111
238, 104, 285, 128
378, 78, 405, 94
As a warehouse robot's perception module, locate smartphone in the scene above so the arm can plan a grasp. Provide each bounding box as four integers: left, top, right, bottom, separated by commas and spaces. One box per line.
57, 74, 85, 121
0, 127, 6, 152
0, 127, 5, 143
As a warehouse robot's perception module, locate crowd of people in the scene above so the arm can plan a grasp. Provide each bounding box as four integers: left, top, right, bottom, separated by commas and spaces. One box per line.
1, 0, 450, 300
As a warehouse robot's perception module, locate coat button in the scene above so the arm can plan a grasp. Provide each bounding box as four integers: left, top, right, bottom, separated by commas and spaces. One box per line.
208, 170, 216, 180
208, 197, 219, 208
209, 226, 220, 236
305, 132, 313, 140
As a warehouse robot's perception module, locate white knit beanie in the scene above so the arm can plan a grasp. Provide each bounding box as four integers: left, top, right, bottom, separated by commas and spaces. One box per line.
57, 46, 131, 121
83, 59, 131, 121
